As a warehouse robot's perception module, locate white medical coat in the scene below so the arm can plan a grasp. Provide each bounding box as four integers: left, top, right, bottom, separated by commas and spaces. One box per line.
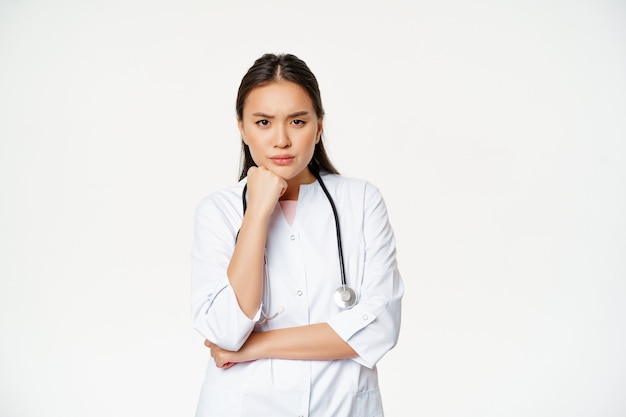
191, 173, 403, 417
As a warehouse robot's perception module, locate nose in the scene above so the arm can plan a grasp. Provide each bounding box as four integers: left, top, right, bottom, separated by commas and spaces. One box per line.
274, 125, 291, 148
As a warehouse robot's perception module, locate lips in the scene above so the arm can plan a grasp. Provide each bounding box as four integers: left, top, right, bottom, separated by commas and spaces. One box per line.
270, 155, 294, 165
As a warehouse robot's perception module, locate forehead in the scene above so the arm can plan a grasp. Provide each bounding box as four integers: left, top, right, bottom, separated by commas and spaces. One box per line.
243, 81, 314, 114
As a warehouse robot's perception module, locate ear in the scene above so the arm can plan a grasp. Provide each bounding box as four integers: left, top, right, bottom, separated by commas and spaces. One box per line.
238, 119, 247, 144
316, 118, 323, 144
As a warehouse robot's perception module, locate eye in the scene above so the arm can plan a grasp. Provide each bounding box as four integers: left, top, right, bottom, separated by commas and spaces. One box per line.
255, 119, 270, 127
291, 119, 306, 126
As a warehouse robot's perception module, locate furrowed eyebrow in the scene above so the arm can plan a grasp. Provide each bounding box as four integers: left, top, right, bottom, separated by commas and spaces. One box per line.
252, 112, 274, 118
250, 111, 310, 118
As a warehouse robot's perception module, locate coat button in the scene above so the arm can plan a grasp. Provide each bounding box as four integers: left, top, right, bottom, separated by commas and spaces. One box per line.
296, 290, 303, 296
363, 315, 368, 321
290, 235, 295, 241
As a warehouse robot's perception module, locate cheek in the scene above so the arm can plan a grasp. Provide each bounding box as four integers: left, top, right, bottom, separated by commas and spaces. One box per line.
244, 133, 265, 152
247, 144, 264, 163
307, 131, 319, 151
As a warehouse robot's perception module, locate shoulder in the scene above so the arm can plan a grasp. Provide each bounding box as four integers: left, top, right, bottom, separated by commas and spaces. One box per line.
320, 172, 384, 201
195, 179, 246, 219
320, 172, 369, 189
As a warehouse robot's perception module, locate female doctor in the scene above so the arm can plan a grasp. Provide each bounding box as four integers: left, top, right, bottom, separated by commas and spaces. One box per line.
191, 53, 403, 416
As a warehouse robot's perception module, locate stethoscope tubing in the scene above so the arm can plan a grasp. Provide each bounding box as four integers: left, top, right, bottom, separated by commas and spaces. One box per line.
312, 171, 347, 287
240, 173, 345, 288
238, 170, 354, 310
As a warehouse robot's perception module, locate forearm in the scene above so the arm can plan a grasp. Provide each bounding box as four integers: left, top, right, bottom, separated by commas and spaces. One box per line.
227, 211, 269, 319
247, 323, 357, 361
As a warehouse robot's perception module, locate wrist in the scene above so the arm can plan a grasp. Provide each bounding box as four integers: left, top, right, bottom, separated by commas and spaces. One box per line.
243, 208, 273, 226
247, 332, 269, 361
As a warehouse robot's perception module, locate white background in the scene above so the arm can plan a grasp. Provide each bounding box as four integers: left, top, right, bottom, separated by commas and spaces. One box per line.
1, 0, 625, 416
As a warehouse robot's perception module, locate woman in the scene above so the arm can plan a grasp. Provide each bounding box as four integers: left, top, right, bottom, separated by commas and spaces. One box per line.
191, 53, 403, 416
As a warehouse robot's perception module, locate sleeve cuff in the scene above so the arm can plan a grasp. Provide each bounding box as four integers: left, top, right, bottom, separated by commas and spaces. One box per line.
327, 307, 378, 367
193, 284, 262, 351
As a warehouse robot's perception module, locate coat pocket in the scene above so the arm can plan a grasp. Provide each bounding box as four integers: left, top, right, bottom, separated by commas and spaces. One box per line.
352, 387, 383, 416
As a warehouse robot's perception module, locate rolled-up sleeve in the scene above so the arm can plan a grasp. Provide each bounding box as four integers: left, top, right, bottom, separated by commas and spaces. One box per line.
191, 194, 261, 351
327, 182, 403, 368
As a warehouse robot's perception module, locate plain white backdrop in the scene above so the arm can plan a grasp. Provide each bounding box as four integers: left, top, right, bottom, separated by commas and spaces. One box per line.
1, 0, 625, 416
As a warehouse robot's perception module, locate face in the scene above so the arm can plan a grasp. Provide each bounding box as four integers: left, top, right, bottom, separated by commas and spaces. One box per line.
238, 81, 323, 185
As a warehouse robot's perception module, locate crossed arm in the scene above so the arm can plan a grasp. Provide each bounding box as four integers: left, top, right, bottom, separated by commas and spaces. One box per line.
205, 322, 357, 368
196, 176, 401, 369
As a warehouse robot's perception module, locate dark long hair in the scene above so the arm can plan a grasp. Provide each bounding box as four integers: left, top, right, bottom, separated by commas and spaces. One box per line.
236, 53, 339, 180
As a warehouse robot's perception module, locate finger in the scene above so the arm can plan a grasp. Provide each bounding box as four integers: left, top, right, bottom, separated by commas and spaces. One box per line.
204, 340, 211, 348
279, 178, 288, 196
217, 361, 233, 369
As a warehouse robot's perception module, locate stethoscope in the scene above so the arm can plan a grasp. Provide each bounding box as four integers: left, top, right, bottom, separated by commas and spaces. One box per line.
238, 170, 357, 321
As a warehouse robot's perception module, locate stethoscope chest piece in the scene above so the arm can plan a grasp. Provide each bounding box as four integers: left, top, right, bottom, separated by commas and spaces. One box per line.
334, 285, 357, 309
